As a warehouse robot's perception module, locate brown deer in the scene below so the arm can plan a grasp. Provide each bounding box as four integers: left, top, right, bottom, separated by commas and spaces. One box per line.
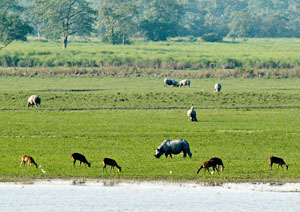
269, 156, 288, 171
71, 153, 91, 168
196, 159, 217, 174
102, 158, 121, 173
210, 157, 225, 173
20, 155, 38, 168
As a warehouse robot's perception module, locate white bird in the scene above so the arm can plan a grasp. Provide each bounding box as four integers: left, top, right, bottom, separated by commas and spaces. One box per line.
187, 106, 197, 122
39, 164, 46, 174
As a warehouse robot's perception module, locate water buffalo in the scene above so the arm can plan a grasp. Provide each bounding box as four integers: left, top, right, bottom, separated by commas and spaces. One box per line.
164, 78, 178, 87
179, 79, 190, 87
154, 139, 192, 158
27, 95, 41, 107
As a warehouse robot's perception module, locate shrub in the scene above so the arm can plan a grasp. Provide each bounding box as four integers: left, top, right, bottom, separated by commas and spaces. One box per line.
201, 33, 223, 42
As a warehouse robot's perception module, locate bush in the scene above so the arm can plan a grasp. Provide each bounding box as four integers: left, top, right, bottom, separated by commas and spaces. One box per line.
101, 31, 131, 45
201, 33, 223, 42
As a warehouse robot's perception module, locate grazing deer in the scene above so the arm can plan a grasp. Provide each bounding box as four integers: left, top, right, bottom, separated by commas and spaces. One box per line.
71, 153, 91, 168
20, 155, 38, 168
102, 158, 121, 173
210, 157, 225, 173
269, 156, 288, 171
196, 157, 225, 174
196, 159, 217, 174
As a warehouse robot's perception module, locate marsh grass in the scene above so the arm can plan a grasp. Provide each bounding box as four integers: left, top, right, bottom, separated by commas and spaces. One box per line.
1, 38, 300, 75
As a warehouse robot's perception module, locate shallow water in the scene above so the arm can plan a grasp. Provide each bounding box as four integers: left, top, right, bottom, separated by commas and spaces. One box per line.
0, 180, 299, 212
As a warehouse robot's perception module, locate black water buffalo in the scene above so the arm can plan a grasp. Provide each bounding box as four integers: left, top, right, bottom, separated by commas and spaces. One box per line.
164, 78, 178, 87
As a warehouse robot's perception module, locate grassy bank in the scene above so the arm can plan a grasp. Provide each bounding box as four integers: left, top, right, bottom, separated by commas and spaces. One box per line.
0, 76, 300, 182
1, 38, 300, 73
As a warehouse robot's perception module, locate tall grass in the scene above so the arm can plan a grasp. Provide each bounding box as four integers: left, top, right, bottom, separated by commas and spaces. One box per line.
1, 38, 300, 72
1, 67, 300, 79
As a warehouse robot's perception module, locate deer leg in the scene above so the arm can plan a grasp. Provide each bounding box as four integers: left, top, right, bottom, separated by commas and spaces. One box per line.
73, 160, 76, 168
80, 161, 82, 167
269, 163, 272, 170
216, 166, 219, 174
205, 167, 209, 174
103, 165, 106, 173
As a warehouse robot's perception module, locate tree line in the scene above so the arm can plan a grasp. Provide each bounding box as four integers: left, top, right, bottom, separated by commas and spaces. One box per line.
1, 0, 299, 48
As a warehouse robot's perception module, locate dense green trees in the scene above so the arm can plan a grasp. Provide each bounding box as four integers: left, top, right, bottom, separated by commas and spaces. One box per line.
0, 0, 32, 50
33, 0, 97, 48
139, 0, 183, 41
1, 0, 300, 45
98, 0, 138, 44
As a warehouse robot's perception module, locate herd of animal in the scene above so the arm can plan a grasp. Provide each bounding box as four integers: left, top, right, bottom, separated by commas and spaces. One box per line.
20, 139, 289, 175
163, 78, 222, 93
153, 139, 289, 174
22, 79, 289, 177
20, 153, 122, 173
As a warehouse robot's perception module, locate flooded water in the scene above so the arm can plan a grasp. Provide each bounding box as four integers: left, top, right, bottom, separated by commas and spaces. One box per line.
0, 180, 299, 212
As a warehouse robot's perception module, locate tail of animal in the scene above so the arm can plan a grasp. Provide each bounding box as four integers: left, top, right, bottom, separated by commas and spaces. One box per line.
102, 158, 121, 172
71, 153, 91, 168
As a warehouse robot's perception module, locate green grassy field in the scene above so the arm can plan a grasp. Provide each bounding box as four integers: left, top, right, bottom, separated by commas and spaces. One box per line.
0, 76, 300, 182
1, 38, 300, 72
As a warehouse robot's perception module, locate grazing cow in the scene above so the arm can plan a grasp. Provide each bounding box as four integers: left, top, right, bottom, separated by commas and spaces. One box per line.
71, 153, 91, 168
164, 78, 178, 87
27, 95, 41, 107
269, 156, 288, 171
102, 158, 121, 172
20, 155, 38, 168
179, 79, 191, 87
155, 139, 192, 158
187, 106, 197, 122
214, 83, 222, 92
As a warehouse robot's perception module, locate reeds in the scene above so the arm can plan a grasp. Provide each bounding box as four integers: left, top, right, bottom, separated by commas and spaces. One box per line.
1, 38, 300, 77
